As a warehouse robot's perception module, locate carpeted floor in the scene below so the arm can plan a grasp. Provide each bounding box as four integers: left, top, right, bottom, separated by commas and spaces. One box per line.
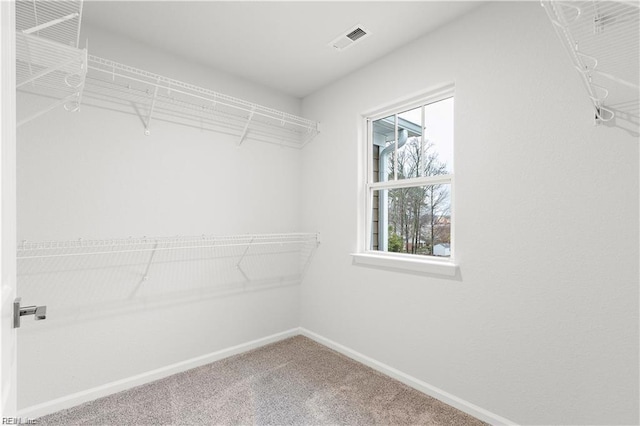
38, 336, 486, 425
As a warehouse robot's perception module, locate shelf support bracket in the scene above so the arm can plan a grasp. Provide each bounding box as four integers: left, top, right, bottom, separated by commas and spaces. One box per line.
129, 241, 158, 298
300, 123, 321, 148
144, 78, 160, 136
236, 237, 254, 267
69, 48, 89, 113
238, 107, 255, 145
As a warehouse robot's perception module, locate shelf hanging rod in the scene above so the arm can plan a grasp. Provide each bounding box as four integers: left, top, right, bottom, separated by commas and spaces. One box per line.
22, 12, 79, 35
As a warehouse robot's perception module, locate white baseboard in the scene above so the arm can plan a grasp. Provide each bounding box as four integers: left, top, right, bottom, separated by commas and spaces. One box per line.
18, 328, 299, 419
20, 327, 517, 425
299, 327, 518, 426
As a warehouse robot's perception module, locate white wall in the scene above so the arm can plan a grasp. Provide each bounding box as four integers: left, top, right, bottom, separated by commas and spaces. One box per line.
82, 25, 302, 116
300, 2, 639, 425
16, 25, 303, 409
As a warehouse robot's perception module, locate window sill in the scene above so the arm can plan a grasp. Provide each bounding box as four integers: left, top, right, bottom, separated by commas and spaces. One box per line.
351, 252, 458, 277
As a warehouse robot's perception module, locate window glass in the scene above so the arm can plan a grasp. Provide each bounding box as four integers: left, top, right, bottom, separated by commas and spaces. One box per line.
372, 98, 453, 183
366, 88, 454, 262
424, 97, 454, 175
371, 184, 451, 256
396, 106, 424, 179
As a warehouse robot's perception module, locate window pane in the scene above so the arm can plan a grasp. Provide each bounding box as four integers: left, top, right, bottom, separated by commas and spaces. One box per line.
371, 114, 396, 182
396, 106, 424, 179
371, 184, 451, 257
424, 97, 454, 175
371, 98, 453, 183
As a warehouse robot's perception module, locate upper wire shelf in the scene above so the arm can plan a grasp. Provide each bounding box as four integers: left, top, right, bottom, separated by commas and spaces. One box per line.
84, 56, 320, 148
542, 1, 639, 125
15, 1, 320, 148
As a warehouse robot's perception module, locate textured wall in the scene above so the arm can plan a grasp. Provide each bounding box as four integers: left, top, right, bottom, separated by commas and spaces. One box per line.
300, 2, 639, 425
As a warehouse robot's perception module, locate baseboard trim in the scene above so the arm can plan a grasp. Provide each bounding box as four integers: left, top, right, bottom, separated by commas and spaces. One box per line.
20, 327, 517, 424
299, 327, 518, 426
18, 328, 299, 419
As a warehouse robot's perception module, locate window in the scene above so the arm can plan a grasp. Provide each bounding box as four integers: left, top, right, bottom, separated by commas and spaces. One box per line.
354, 86, 457, 276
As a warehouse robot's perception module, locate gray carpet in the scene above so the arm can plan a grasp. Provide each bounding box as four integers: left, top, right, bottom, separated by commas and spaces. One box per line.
37, 336, 486, 425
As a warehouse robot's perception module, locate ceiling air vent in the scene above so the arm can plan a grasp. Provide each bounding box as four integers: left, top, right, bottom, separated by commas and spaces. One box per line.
329, 25, 370, 51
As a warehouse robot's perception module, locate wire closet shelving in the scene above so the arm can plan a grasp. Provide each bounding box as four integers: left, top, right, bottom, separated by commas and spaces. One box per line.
15, 0, 320, 148
18, 233, 320, 295
542, 0, 639, 125
84, 56, 320, 148
18, 233, 320, 259
16, 0, 87, 126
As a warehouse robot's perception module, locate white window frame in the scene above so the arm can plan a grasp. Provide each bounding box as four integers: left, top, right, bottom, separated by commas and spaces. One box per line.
352, 84, 458, 277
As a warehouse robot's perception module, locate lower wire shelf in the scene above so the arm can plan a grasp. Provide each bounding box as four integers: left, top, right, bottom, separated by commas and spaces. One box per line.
17, 232, 320, 313
18, 232, 320, 259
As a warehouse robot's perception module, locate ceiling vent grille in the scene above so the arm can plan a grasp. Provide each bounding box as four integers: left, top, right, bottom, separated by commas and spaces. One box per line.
346, 27, 367, 42
330, 25, 370, 51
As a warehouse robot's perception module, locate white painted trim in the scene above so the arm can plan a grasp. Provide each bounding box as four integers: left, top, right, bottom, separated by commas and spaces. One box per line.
1, 0, 18, 420
363, 84, 455, 121
351, 252, 458, 277
18, 328, 299, 419
368, 174, 453, 190
19, 327, 516, 425
299, 328, 518, 426
361, 85, 456, 262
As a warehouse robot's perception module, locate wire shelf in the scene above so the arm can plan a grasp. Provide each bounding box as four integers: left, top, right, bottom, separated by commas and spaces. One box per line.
17, 233, 320, 305
16, 33, 87, 126
542, 0, 639, 124
14, 1, 320, 147
16, 0, 86, 127
84, 56, 321, 148
17, 232, 320, 259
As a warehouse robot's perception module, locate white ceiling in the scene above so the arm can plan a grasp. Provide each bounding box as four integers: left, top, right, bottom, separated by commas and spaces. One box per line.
81, 1, 485, 98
